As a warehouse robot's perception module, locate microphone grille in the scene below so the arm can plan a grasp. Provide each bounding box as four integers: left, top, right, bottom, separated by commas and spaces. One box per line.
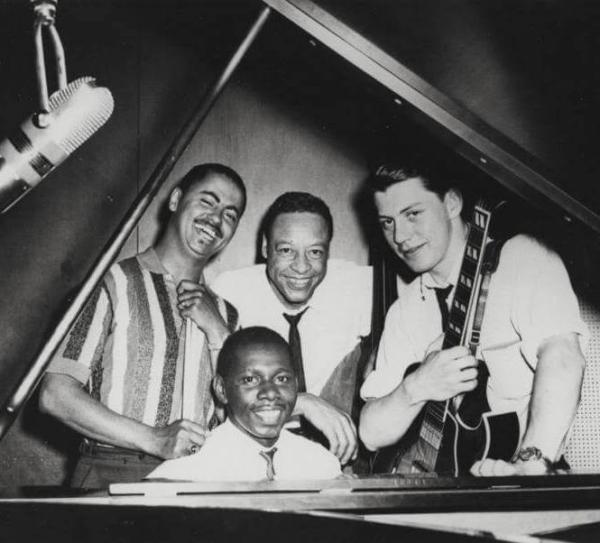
48, 76, 115, 155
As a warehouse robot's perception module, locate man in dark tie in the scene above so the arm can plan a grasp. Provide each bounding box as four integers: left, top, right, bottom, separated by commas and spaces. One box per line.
359, 159, 587, 476
212, 192, 372, 467
148, 326, 341, 481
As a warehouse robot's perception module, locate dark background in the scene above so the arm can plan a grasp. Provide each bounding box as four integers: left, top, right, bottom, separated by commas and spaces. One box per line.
1, 0, 599, 486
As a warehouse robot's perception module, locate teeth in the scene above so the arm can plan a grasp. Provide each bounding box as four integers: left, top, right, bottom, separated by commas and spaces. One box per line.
254, 409, 283, 424
194, 222, 217, 240
287, 278, 310, 287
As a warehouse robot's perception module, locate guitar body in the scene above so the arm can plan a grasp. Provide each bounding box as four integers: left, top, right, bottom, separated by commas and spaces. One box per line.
371, 362, 520, 475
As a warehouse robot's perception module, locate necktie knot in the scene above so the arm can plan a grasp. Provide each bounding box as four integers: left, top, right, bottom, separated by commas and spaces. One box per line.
259, 447, 278, 480
283, 307, 308, 327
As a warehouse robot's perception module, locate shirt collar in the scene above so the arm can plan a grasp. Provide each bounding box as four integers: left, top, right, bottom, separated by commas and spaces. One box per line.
421, 239, 466, 291
137, 246, 204, 285
221, 418, 281, 453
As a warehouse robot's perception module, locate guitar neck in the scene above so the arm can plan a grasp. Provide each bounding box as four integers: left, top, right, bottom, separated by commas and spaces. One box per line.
416, 203, 492, 471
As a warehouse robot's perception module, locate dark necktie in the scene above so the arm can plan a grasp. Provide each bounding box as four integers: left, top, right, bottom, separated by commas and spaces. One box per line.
283, 308, 309, 392
259, 447, 277, 480
434, 285, 453, 331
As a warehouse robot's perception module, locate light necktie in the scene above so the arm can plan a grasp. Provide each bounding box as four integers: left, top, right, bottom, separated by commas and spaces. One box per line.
283, 308, 309, 392
259, 447, 277, 480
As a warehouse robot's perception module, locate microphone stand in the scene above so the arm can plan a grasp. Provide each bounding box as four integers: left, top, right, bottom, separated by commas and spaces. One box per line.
0, 5, 272, 438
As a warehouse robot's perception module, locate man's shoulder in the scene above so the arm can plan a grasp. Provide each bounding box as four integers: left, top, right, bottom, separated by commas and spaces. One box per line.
315, 259, 371, 298
498, 233, 562, 269
110, 249, 153, 276
385, 275, 422, 313
212, 264, 267, 293
279, 430, 341, 477
280, 429, 336, 458
503, 233, 551, 253
325, 259, 371, 281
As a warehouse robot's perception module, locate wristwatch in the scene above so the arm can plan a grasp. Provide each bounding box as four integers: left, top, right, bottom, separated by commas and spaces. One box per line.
512, 446, 558, 474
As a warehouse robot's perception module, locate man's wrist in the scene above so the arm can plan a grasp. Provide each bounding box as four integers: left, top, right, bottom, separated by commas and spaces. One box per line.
402, 373, 424, 405
511, 446, 563, 474
205, 322, 229, 350
138, 424, 163, 458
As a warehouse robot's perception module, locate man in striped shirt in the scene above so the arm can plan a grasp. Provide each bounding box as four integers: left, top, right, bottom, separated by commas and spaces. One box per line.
39, 163, 246, 487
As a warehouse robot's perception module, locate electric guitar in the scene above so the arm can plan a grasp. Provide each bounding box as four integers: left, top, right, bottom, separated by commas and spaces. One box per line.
371, 202, 520, 476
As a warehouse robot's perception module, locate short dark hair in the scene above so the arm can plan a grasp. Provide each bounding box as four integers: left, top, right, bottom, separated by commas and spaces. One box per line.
261, 192, 334, 242
217, 326, 292, 380
177, 163, 247, 215
368, 158, 457, 199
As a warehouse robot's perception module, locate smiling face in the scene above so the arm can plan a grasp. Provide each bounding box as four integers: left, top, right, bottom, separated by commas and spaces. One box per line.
374, 177, 463, 281
214, 341, 297, 447
262, 212, 330, 310
168, 173, 244, 263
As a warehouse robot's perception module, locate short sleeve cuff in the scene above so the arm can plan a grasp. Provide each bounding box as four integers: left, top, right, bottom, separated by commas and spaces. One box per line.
46, 357, 90, 384
360, 368, 401, 400
520, 322, 589, 366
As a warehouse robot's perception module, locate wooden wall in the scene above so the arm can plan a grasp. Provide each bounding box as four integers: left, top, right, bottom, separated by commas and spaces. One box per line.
0, 1, 371, 486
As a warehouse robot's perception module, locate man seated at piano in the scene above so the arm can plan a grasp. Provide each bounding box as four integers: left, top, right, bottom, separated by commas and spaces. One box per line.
147, 326, 341, 481
38, 163, 246, 487
359, 157, 587, 476
211, 192, 372, 468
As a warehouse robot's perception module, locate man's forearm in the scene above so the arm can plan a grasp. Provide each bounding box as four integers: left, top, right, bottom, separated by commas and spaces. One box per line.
520, 334, 585, 461
39, 373, 161, 456
359, 375, 425, 451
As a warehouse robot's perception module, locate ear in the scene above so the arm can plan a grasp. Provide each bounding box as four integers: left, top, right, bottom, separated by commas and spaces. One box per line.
213, 375, 228, 405
168, 187, 183, 213
261, 235, 268, 260
443, 188, 463, 220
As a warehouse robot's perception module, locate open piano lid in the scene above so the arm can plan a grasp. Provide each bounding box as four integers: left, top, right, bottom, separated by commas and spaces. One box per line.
1, 0, 598, 440
1, 1, 600, 540
265, 0, 600, 233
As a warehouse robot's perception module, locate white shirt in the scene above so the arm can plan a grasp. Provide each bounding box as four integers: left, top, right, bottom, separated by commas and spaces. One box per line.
146, 419, 341, 481
361, 235, 588, 434
211, 260, 372, 396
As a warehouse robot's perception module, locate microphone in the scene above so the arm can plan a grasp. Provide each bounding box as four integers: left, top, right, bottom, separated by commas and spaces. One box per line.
0, 76, 114, 213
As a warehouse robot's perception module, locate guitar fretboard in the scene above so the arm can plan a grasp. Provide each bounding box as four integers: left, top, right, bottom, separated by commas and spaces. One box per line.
443, 210, 488, 350
416, 203, 492, 468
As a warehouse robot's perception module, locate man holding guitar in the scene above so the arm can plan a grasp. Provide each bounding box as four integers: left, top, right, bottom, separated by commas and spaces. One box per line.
359, 159, 587, 476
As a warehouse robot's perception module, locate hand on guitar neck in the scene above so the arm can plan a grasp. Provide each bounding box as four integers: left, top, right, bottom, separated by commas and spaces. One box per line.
405, 346, 479, 405
360, 346, 479, 452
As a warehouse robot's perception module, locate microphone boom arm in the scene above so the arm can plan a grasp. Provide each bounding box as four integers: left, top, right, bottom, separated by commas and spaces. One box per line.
32, 0, 67, 119
0, 5, 272, 439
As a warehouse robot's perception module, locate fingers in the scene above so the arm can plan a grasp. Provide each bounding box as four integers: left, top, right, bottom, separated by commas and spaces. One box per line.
443, 345, 471, 359
183, 420, 208, 445
470, 458, 517, 477
177, 284, 217, 308
296, 394, 358, 466
459, 367, 478, 381
167, 419, 208, 459
326, 412, 358, 465
177, 280, 204, 294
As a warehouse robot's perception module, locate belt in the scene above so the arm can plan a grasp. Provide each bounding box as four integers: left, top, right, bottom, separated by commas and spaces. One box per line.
79, 439, 160, 461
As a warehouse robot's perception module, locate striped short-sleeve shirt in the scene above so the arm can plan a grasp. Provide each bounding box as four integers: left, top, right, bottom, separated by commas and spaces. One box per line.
48, 247, 238, 430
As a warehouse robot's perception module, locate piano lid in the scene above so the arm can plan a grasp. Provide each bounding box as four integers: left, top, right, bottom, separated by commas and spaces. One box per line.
264, 0, 600, 233
1, 0, 599, 480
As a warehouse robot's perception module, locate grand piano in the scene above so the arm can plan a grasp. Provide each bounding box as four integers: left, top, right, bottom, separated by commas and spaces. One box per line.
1, 1, 600, 541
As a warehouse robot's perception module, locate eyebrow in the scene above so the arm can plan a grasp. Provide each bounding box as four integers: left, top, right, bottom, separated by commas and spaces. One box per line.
379, 202, 422, 217
198, 190, 241, 214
